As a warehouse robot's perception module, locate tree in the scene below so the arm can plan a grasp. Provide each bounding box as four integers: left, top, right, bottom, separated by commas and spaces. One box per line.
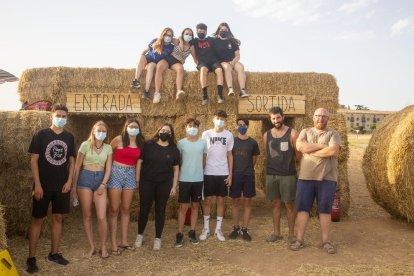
354, 105, 370, 110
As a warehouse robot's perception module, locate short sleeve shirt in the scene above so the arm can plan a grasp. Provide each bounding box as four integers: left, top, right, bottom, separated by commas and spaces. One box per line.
298, 127, 340, 182
202, 129, 234, 176
177, 138, 208, 182
146, 38, 174, 62
78, 140, 112, 167
232, 137, 260, 175
28, 128, 75, 191
191, 37, 218, 64
212, 38, 240, 62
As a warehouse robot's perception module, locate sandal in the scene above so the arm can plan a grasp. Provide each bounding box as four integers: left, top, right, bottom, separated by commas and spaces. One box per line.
266, 234, 283, 243
323, 242, 336, 254
290, 240, 304, 251
111, 249, 122, 256
119, 245, 135, 251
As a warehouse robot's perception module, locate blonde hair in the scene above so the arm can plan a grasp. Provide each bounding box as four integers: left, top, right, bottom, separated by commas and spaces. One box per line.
152, 27, 174, 54
87, 121, 109, 151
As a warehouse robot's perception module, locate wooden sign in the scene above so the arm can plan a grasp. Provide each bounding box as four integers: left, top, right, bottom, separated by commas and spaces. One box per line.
238, 95, 305, 116
66, 93, 141, 113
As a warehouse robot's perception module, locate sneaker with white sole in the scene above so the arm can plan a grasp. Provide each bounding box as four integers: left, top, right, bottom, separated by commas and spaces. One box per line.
199, 228, 210, 241
215, 230, 226, 241
217, 95, 224, 104
176, 90, 185, 100
131, 79, 141, 89
134, 234, 144, 248
153, 92, 161, 103
239, 89, 249, 98
153, 238, 162, 250
228, 87, 235, 96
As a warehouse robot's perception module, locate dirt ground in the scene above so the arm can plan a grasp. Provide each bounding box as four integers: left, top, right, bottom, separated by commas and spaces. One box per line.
7, 134, 414, 275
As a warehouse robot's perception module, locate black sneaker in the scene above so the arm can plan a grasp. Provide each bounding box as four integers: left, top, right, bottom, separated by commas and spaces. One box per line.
202, 95, 208, 106
188, 230, 199, 245
142, 90, 151, 100
175, 232, 184, 248
229, 225, 240, 239
47, 253, 69, 266
241, 227, 252, 241
131, 79, 141, 89
26, 257, 39, 274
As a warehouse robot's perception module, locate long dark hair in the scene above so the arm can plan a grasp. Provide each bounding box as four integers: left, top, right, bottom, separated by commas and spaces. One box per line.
121, 118, 145, 148
214, 22, 238, 45
152, 123, 176, 146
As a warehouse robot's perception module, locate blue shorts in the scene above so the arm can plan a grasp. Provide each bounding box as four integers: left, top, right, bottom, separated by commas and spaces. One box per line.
296, 179, 336, 214
77, 170, 105, 192
230, 174, 256, 198
107, 164, 136, 190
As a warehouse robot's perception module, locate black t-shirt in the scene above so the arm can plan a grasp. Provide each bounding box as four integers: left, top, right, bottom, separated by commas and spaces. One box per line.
232, 137, 260, 175
212, 38, 240, 62
192, 37, 218, 64
140, 141, 180, 182
28, 128, 75, 191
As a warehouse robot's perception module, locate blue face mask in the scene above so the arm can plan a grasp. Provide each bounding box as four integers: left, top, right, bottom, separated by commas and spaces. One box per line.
214, 119, 225, 129
237, 125, 248, 135
127, 127, 140, 136
53, 117, 67, 128
186, 127, 198, 136
94, 131, 107, 141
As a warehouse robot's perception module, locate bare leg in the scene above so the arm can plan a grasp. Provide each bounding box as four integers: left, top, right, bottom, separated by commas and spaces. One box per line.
234, 62, 246, 89
120, 189, 134, 246
190, 202, 199, 230
319, 213, 331, 243
78, 188, 95, 256
271, 199, 281, 235
28, 217, 44, 257
108, 189, 122, 251
243, 197, 253, 228
200, 67, 208, 88
154, 60, 168, 92
178, 203, 189, 233
231, 198, 241, 226
172, 63, 184, 91
51, 214, 63, 254
214, 67, 224, 86
94, 189, 108, 257
221, 62, 233, 88
134, 55, 147, 79
296, 211, 309, 241
144, 62, 156, 92
216, 196, 224, 217
285, 201, 297, 236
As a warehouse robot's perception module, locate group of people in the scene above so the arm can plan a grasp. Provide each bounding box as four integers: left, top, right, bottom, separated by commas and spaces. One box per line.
131, 23, 249, 104
26, 103, 340, 274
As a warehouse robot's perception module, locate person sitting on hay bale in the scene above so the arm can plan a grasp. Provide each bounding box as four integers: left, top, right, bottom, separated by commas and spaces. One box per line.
212, 22, 249, 98
107, 118, 145, 256
135, 123, 180, 250
191, 23, 224, 105
290, 108, 340, 254
26, 104, 75, 274
154, 27, 196, 101
72, 121, 113, 259
131, 27, 175, 103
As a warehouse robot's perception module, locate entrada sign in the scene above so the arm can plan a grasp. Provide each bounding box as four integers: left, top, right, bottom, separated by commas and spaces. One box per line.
238, 95, 305, 115
66, 93, 141, 113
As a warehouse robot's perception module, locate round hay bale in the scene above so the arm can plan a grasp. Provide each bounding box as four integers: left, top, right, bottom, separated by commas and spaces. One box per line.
363, 105, 414, 221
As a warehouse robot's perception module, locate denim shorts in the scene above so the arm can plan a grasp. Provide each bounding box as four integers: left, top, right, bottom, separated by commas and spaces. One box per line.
77, 170, 105, 192
296, 179, 337, 214
107, 164, 136, 190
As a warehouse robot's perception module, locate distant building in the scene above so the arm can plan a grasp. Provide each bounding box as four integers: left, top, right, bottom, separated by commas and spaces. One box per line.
337, 109, 394, 132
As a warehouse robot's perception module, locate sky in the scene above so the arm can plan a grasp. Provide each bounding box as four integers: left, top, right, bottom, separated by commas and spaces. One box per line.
1, 0, 413, 111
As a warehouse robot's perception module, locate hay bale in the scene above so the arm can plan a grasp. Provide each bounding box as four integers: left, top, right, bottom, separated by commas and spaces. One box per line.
0, 204, 6, 249
363, 105, 414, 221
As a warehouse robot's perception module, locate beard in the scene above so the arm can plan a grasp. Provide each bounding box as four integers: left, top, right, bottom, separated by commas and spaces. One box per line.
274, 122, 283, 129
315, 122, 327, 130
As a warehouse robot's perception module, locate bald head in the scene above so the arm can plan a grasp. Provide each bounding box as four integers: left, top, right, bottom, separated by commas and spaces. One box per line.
313, 108, 329, 130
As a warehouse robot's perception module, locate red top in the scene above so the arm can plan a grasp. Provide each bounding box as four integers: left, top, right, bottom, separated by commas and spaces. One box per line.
113, 147, 141, 166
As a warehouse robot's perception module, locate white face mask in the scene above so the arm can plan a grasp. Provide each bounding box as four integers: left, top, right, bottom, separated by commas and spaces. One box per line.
186, 127, 198, 136
183, 34, 192, 42
164, 35, 172, 44
214, 119, 225, 129
127, 127, 140, 136
94, 131, 107, 141
53, 117, 67, 128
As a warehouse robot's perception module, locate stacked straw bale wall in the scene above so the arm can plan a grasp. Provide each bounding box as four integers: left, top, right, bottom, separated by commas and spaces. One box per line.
0, 204, 6, 249
363, 105, 414, 222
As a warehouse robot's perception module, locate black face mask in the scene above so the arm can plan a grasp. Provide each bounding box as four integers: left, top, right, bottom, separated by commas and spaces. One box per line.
219, 31, 228, 38
159, 133, 171, 142
197, 32, 206, 39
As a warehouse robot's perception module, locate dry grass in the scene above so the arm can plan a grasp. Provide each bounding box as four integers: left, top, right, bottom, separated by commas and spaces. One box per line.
0, 204, 6, 249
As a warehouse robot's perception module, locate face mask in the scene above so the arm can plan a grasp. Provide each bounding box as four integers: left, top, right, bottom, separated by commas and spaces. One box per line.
94, 131, 107, 141
214, 119, 225, 129
127, 127, 140, 136
197, 32, 206, 39
159, 132, 171, 142
186, 127, 198, 136
183, 34, 192, 42
219, 30, 228, 38
164, 35, 172, 44
237, 125, 247, 135
53, 117, 67, 128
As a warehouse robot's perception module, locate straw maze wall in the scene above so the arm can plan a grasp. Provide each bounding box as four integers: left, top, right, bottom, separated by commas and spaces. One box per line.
0, 68, 349, 236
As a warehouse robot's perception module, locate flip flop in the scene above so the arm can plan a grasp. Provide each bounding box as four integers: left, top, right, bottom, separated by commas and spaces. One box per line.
119, 245, 135, 251
111, 249, 122, 256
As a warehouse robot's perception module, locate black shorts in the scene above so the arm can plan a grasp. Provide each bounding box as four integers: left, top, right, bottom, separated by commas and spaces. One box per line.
179, 181, 203, 203
144, 54, 159, 64
32, 190, 70, 218
203, 175, 228, 197
230, 174, 256, 198
163, 55, 182, 68
197, 62, 222, 72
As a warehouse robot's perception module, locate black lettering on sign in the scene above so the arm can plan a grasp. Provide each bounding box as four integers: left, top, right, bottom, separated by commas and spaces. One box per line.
110, 95, 117, 111
103, 95, 109, 111
95, 94, 100, 110
119, 95, 125, 111
126, 95, 133, 111
242, 95, 298, 114
74, 94, 82, 112
69, 93, 140, 113
83, 94, 92, 110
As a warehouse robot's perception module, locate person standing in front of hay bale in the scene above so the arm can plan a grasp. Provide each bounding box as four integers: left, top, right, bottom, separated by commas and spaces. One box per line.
72, 121, 112, 259
212, 22, 249, 98
107, 118, 145, 255
131, 27, 175, 103
135, 123, 180, 250
26, 104, 75, 274
200, 110, 234, 242
290, 108, 340, 254
264, 106, 300, 244
154, 27, 196, 101
228, 118, 259, 241
174, 118, 208, 247
191, 23, 224, 105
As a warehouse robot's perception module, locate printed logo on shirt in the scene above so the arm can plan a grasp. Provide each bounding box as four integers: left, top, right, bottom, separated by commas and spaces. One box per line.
227, 43, 232, 49
45, 140, 68, 166
268, 140, 280, 158
210, 137, 227, 145
198, 41, 211, 49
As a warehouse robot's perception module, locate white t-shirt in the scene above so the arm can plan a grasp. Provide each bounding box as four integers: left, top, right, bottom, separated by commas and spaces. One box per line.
202, 129, 234, 175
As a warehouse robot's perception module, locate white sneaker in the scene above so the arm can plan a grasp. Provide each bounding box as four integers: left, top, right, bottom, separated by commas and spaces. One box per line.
153, 92, 161, 103
228, 87, 235, 97
215, 230, 226, 241
134, 234, 143, 248
199, 228, 210, 241
153, 238, 161, 250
